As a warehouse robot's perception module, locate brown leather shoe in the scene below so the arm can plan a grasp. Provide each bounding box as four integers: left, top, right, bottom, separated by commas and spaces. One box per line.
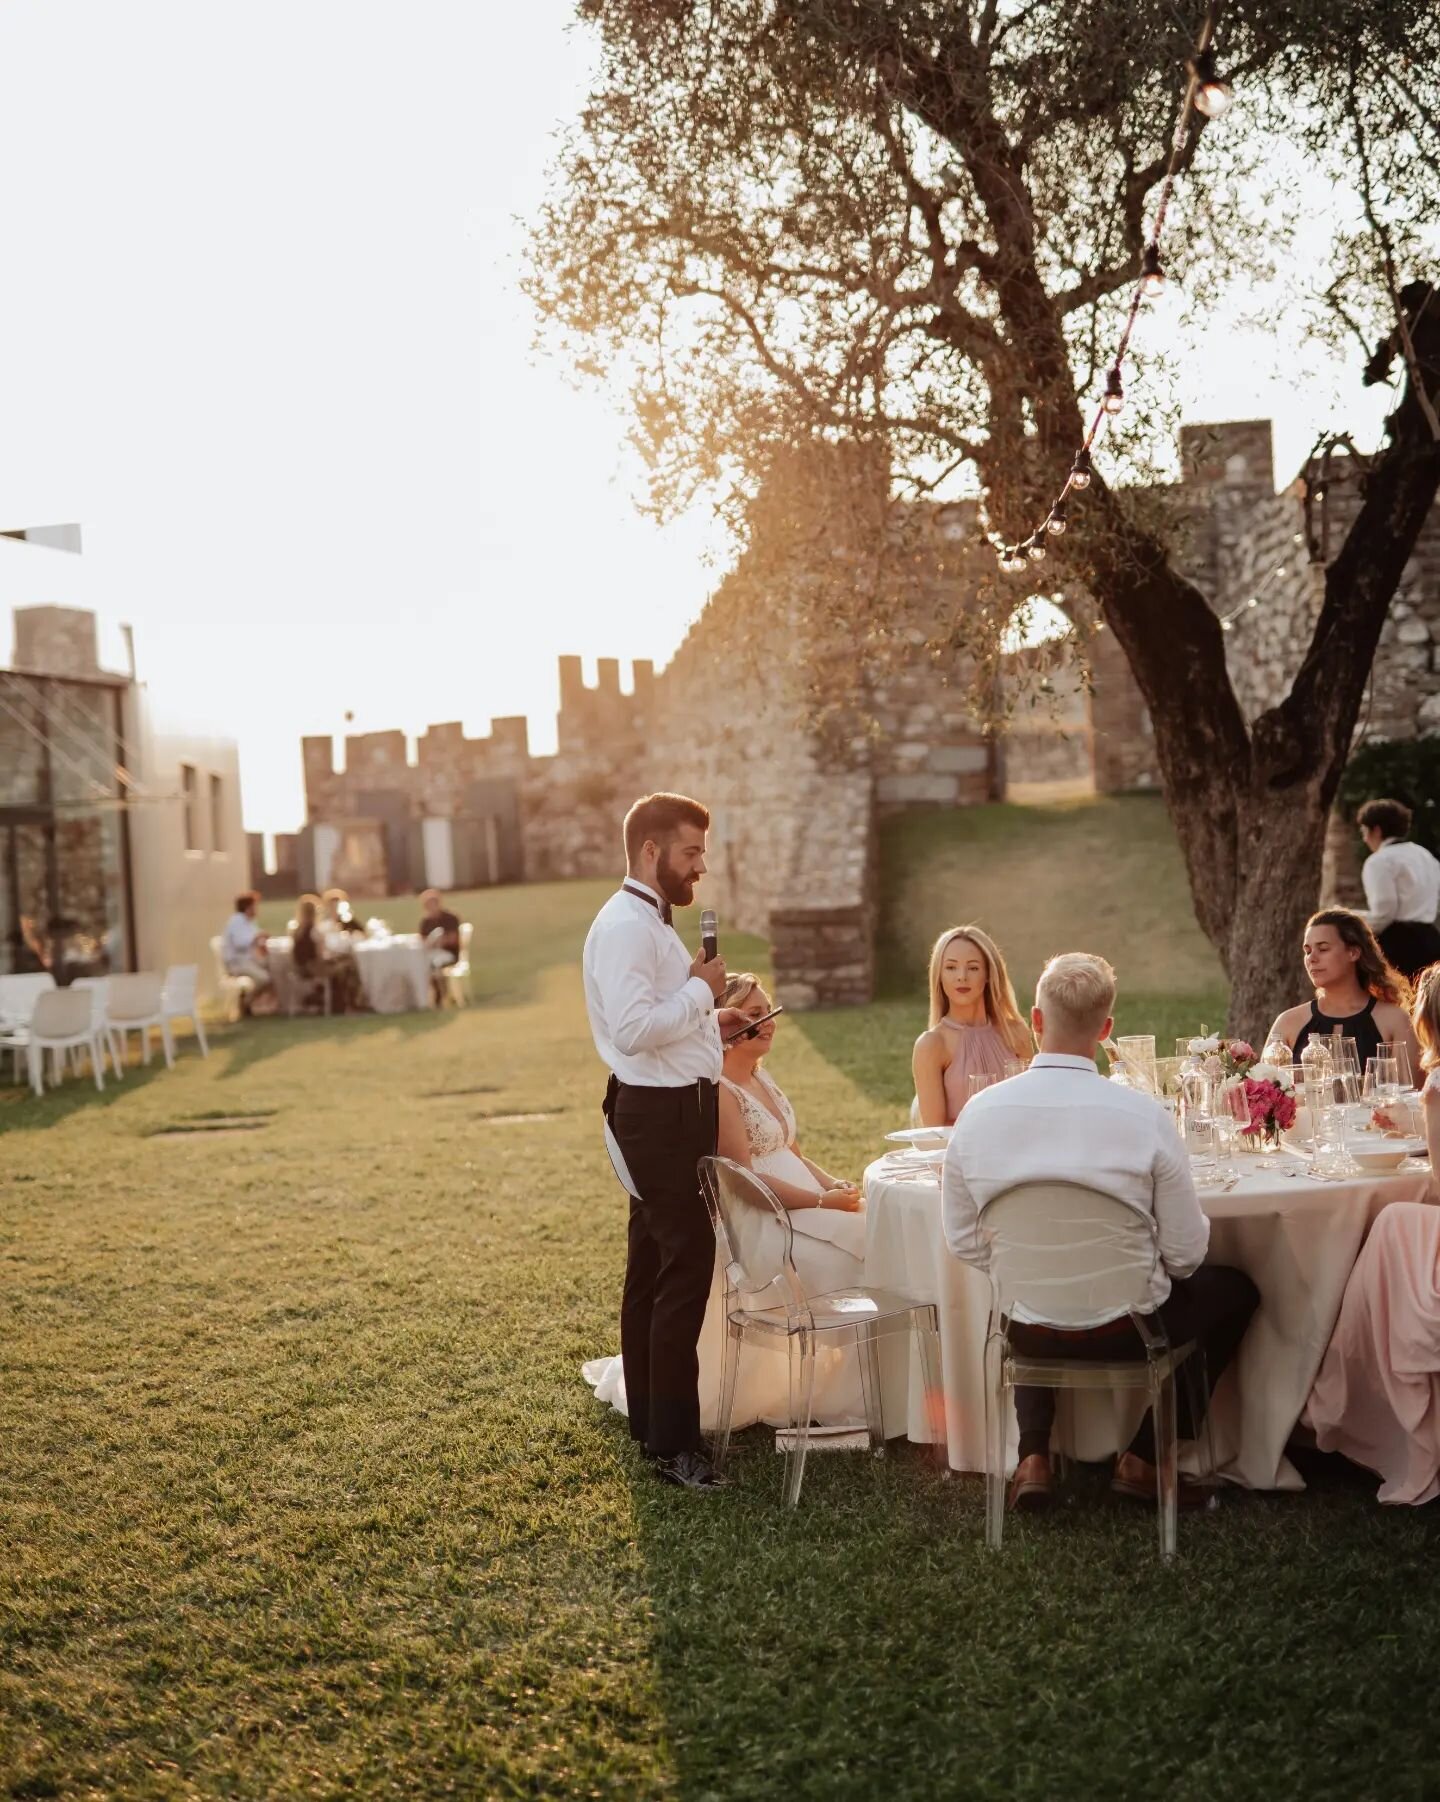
1111, 1450, 1213, 1510
1008, 1452, 1053, 1512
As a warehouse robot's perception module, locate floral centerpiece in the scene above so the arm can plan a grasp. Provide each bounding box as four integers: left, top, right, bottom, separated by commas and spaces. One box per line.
1190, 1032, 1297, 1148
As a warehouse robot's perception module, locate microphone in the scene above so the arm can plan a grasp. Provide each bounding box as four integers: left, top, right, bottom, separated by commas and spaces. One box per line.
700, 909, 719, 964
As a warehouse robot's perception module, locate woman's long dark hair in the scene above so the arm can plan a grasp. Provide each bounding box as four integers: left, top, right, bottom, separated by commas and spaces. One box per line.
1306, 908, 1413, 1009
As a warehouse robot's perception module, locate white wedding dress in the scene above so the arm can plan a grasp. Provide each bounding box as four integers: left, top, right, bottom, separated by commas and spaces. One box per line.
583, 1067, 868, 1432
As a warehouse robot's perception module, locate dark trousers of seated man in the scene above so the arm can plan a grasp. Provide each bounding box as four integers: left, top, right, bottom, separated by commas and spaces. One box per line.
1010, 1264, 1260, 1465
609, 1077, 719, 1462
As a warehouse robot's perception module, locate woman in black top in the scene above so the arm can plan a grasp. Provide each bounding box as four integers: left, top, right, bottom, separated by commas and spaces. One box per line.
293, 894, 364, 1013
1264, 908, 1419, 1075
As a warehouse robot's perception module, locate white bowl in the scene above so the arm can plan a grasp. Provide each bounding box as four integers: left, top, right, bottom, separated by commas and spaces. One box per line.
1350, 1144, 1417, 1173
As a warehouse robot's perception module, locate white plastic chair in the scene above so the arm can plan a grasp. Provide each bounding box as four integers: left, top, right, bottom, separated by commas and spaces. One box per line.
979, 1181, 1212, 1562
106, 973, 175, 1070
442, 921, 473, 1008
0, 972, 57, 1081
69, 978, 125, 1080
210, 935, 254, 1023
0, 987, 108, 1096
698, 1156, 944, 1506
160, 964, 209, 1055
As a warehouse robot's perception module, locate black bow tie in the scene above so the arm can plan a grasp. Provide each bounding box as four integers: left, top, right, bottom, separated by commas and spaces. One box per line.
624, 883, 672, 926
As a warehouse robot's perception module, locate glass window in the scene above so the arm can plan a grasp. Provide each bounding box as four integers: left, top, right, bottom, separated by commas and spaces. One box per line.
181, 764, 199, 851
210, 773, 224, 853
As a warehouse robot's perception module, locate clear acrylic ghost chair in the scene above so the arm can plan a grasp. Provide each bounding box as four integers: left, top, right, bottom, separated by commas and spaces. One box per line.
160, 964, 208, 1056
698, 1155, 944, 1507
105, 973, 175, 1070
979, 1181, 1213, 1563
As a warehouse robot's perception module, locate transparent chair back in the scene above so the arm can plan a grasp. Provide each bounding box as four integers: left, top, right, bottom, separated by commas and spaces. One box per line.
980, 1181, 1208, 1561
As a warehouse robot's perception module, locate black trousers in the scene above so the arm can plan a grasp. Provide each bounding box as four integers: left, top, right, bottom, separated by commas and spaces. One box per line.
1378, 919, 1440, 984
607, 1077, 719, 1461
1010, 1264, 1259, 1465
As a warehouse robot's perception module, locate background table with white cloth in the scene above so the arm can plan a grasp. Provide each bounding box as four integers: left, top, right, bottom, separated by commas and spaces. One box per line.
863, 1150, 1433, 1490
266, 935, 433, 1014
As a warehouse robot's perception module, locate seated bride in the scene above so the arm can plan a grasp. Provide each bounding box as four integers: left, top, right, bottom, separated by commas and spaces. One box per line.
584, 972, 866, 1434
912, 924, 1033, 1126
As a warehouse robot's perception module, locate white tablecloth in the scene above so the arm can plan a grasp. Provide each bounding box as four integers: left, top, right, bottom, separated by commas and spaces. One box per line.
266, 935, 433, 1015
863, 1150, 1434, 1490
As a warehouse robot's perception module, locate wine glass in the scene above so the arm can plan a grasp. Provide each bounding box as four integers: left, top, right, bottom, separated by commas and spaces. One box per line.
1384, 1041, 1414, 1093
1215, 1080, 1252, 1168
967, 1070, 1003, 1102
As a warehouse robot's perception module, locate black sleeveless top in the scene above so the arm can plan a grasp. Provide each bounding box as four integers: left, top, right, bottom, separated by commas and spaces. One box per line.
1292, 996, 1384, 1071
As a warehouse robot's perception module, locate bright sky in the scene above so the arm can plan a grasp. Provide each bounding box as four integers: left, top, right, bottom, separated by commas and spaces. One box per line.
0, 2, 1395, 840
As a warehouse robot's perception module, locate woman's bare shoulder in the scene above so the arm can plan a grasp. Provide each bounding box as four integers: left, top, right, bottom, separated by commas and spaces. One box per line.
913, 1026, 947, 1063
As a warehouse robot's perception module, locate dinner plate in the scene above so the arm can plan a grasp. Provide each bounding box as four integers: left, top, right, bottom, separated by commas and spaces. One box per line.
884, 1126, 952, 1145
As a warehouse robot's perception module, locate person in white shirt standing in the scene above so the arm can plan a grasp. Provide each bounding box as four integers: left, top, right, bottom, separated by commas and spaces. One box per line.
221, 891, 272, 1000
583, 792, 738, 1492
942, 952, 1258, 1515
1356, 797, 1440, 982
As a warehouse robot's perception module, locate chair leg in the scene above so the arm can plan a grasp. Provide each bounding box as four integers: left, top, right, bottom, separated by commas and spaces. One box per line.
160, 1020, 175, 1069
194, 1013, 209, 1057
984, 1331, 1007, 1550
855, 1323, 887, 1457
913, 1312, 948, 1473
139, 1024, 152, 1066
1183, 1348, 1217, 1488
91, 1035, 105, 1091
713, 1320, 743, 1475
28, 1044, 43, 1097
1153, 1366, 1179, 1563
783, 1330, 817, 1507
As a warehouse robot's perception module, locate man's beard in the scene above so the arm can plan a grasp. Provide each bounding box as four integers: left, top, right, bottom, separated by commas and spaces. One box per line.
656, 847, 696, 908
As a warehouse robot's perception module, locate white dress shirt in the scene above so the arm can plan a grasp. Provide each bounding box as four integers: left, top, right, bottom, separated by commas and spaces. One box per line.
1361, 838, 1440, 934
582, 881, 722, 1086
221, 911, 262, 972
941, 1052, 1209, 1321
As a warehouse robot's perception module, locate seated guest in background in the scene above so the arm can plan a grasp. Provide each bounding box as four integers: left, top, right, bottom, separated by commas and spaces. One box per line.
321, 888, 365, 936
1355, 797, 1440, 982
293, 894, 364, 1013
221, 891, 271, 1000
942, 952, 1258, 1514
1264, 908, 1417, 1075
1307, 965, 1440, 1503
419, 888, 463, 1003
913, 925, 1033, 1126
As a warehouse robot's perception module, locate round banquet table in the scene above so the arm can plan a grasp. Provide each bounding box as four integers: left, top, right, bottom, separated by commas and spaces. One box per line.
266, 935, 433, 1015
863, 1148, 1434, 1490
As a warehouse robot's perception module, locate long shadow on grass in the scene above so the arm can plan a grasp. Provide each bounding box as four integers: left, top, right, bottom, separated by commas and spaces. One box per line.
0, 1050, 177, 1134
214, 1005, 459, 1081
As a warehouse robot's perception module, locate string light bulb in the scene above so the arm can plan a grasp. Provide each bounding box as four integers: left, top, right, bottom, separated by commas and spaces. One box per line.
1047, 502, 1068, 536
1103, 367, 1125, 414
1188, 48, 1233, 119
1141, 245, 1166, 298
1069, 449, 1093, 490
1027, 535, 1047, 563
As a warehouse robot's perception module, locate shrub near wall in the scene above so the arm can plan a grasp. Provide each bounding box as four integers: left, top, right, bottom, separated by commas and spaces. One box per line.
1340, 739, 1440, 859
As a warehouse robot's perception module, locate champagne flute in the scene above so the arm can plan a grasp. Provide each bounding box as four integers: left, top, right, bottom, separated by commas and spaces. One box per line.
1384, 1041, 1414, 1093
967, 1070, 1003, 1102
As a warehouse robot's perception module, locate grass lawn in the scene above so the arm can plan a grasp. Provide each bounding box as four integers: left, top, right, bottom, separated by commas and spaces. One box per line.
2, 811, 1436, 1800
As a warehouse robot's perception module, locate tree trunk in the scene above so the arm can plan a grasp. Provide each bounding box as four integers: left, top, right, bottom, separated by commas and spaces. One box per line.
1224, 786, 1330, 1046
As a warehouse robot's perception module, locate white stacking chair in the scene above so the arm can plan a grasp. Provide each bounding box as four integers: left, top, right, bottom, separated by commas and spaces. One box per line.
210, 935, 254, 1023
1, 987, 108, 1096
442, 921, 474, 1008
160, 964, 209, 1056
979, 1182, 1213, 1563
698, 1156, 944, 1507
69, 978, 125, 1080
106, 973, 175, 1070
0, 973, 57, 1082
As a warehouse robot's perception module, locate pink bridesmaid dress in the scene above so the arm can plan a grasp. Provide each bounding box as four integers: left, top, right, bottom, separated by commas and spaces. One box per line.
1308, 1194, 1440, 1505
940, 1017, 1018, 1124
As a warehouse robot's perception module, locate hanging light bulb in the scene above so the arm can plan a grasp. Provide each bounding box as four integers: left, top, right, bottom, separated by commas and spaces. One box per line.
1188, 48, 1233, 119
1103, 367, 1125, 414
1141, 244, 1166, 298
1069, 448, 1093, 490
1027, 535, 1047, 563
1247, 596, 1259, 609
1046, 501, 1068, 536
1221, 617, 1234, 632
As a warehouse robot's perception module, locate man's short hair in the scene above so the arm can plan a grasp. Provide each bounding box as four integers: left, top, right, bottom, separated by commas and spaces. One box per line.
1035, 952, 1117, 1039
1356, 797, 1412, 840
420, 888, 441, 906
623, 792, 710, 864
234, 890, 258, 913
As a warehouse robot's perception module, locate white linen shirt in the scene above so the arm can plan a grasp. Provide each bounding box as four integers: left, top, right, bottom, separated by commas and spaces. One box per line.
941, 1052, 1210, 1321
1361, 838, 1440, 934
582, 882, 722, 1087
221, 911, 262, 972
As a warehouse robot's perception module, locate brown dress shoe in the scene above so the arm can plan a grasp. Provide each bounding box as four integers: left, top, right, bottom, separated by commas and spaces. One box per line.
1111, 1450, 1214, 1510
1008, 1452, 1053, 1512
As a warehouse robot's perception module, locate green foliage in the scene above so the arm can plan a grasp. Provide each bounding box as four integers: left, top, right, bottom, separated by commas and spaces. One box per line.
1340, 737, 1440, 859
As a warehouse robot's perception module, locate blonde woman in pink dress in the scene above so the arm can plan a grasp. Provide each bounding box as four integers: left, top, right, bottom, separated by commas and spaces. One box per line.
1307, 964, 1440, 1503
912, 925, 1033, 1127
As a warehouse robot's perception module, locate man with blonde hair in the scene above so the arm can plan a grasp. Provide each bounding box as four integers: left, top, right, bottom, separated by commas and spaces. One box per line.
942, 951, 1258, 1514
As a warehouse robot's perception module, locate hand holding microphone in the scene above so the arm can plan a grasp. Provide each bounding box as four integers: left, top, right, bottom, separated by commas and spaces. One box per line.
691, 908, 727, 998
